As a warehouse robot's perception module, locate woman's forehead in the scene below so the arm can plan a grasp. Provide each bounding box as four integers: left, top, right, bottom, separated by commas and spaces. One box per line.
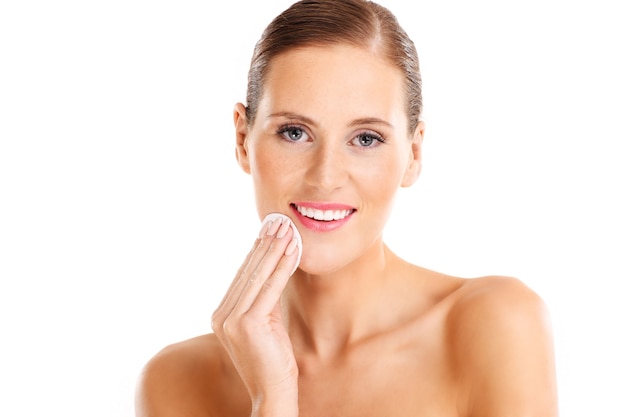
258, 44, 407, 122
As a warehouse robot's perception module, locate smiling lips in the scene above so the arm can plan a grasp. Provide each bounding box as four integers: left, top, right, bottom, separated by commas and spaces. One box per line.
291, 203, 355, 232
294, 204, 353, 221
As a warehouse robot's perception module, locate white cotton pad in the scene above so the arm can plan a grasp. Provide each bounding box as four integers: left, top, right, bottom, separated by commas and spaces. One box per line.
262, 212, 302, 275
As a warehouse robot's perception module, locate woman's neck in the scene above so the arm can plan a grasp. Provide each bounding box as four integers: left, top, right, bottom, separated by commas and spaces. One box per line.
283, 241, 404, 359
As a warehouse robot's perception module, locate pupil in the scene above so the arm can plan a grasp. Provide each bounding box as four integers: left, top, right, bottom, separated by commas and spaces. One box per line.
360, 135, 373, 146
290, 129, 302, 140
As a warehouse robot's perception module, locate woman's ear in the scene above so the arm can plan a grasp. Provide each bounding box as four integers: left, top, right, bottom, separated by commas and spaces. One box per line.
234, 103, 251, 174
401, 122, 425, 187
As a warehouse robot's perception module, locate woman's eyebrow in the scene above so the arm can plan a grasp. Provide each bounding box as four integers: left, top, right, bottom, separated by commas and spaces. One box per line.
268, 112, 393, 129
268, 112, 318, 127
349, 117, 393, 128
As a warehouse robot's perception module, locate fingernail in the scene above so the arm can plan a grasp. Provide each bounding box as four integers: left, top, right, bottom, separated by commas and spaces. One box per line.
285, 237, 298, 256
267, 218, 282, 236
276, 219, 291, 238
258, 220, 272, 238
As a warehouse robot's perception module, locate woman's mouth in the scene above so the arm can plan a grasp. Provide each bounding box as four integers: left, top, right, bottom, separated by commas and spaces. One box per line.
290, 203, 356, 232
293, 205, 354, 221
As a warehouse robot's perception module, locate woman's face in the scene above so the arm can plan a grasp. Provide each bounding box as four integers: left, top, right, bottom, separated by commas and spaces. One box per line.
235, 44, 423, 275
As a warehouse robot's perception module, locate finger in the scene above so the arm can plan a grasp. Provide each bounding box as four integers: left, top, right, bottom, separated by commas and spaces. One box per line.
213, 218, 286, 326
212, 233, 262, 316
225, 218, 285, 303
212, 219, 277, 329
246, 234, 299, 316
231, 221, 295, 316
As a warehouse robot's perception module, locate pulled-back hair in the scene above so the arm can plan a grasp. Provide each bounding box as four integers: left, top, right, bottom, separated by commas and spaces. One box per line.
245, 0, 423, 134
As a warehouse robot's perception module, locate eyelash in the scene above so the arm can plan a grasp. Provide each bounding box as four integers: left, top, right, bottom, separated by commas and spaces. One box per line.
353, 131, 386, 147
276, 124, 387, 148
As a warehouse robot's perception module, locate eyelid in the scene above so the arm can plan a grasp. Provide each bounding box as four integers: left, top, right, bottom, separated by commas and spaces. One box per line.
276, 122, 306, 133
278, 122, 304, 130
362, 129, 386, 142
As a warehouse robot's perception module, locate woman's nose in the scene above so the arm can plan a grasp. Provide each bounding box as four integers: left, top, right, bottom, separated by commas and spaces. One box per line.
303, 142, 348, 192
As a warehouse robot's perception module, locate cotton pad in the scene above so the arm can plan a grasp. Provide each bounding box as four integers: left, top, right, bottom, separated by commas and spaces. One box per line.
262, 212, 302, 275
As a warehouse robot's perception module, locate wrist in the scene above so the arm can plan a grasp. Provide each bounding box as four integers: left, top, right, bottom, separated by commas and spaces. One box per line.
251, 387, 298, 417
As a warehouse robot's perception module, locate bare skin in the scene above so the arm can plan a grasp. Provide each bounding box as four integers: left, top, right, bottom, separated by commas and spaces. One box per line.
136, 45, 558, 417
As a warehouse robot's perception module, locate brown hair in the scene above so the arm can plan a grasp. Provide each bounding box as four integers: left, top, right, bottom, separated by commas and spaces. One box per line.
245, 0, 423, 134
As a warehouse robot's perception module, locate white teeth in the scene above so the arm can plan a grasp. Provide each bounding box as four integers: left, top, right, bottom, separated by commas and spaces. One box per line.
295, 205, 353, 221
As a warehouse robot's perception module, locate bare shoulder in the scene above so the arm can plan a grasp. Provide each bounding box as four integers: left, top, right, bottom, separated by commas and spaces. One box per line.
450, 275, 550, 322
135, 334, 235, 417
447, 276, 558, 416
447, 276, 553, 354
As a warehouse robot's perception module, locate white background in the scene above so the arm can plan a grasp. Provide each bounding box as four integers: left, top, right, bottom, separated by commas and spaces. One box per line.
1, 1, 624, 416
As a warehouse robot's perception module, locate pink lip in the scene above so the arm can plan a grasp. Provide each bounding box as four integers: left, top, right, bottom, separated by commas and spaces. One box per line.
292, 201, 355, 211
290, 202, 356, 233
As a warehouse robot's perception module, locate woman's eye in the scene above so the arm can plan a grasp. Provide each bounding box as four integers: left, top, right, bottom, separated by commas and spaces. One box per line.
279, 126, 309, 142
352, 132, 385, 147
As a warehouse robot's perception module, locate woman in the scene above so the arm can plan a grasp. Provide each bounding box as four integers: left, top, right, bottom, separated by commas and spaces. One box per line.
136, 0, 558, 416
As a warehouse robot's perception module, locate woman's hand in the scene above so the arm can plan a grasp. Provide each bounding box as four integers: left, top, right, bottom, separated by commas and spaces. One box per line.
211, 217, 300, 417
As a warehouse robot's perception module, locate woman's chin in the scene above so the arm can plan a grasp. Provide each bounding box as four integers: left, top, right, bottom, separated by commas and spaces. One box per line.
294, 251, 352, 277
